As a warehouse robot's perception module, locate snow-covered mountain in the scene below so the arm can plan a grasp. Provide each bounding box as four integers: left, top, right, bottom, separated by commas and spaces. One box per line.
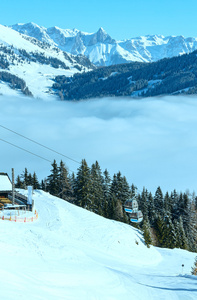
0, 189, 196, 299
11, 22, 197, 66
0, 24, 94, 99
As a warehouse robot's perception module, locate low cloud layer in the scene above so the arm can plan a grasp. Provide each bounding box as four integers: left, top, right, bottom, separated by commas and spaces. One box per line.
0, 95, 197, 193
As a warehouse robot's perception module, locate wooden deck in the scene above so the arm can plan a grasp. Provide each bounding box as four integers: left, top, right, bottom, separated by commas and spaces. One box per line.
0, 193, 29, 210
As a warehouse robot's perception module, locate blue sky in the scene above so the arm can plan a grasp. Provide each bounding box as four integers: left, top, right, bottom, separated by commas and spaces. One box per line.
1, 0, 197, 39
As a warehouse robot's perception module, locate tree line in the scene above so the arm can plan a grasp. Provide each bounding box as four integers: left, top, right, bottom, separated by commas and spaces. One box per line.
52, 49, 197, 100
0, 71, 33, 96
15, 159, 197, 252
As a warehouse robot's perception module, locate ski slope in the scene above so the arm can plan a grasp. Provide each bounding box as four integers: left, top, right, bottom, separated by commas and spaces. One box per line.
0, 190, 196, 300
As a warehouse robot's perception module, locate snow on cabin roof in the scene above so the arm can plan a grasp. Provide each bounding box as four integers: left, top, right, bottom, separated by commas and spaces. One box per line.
0, 173, 12, 191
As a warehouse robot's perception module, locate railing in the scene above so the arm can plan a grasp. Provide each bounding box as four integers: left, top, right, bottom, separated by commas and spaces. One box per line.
0, 210, 38, 222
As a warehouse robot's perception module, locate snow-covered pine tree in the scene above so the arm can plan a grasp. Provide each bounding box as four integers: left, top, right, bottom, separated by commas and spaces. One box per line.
170, 189, 179, 218
103, 169, 111, 201
155, 214, 165, 246
148, 192, 156, 226
163, 191, 173, 216
154, 186, 164, 216
113, 196, 125, 222
138, 187, 149, 220
131, 183, 136, 197
110, 171, 131, 205
163, 214, 177, 249
175, 216, 188, 250
142, 218, 152, 248
109, 172, 131, 222
107, 193, 118, 220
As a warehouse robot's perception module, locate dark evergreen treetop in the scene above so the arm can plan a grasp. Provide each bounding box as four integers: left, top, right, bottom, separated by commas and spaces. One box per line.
52, 49, 197, 100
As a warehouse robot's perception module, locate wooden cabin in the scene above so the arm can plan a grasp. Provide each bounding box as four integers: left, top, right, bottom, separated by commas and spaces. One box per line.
0, 172, 29, 210
0, 173, 13, 208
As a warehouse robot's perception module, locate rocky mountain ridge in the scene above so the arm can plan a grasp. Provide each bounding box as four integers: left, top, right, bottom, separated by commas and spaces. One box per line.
11, 22, 197, 66
0, 24, 94, 98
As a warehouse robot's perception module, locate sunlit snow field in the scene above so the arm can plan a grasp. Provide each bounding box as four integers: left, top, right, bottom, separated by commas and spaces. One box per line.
0, 94, 197, 193
0, 190, 196, 300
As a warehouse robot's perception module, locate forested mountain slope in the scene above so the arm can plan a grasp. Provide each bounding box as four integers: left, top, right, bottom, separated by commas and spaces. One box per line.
0, 24, 94, 98
53, 50, 197, 100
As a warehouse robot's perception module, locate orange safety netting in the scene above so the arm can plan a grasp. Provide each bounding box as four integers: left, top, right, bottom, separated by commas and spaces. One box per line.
0, 211, 38, 222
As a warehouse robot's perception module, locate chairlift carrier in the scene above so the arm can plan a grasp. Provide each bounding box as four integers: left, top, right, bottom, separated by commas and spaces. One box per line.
124, 196, 143, 223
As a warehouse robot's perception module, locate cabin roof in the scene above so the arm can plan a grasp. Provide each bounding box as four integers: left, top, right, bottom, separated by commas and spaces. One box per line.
0, 173, 12, 192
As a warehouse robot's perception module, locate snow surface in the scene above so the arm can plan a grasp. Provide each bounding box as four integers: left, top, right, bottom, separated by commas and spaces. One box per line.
0, 189, 196, 300
0, 24, 85, 99
10, 22, 197, 66
0, 174, 12, 191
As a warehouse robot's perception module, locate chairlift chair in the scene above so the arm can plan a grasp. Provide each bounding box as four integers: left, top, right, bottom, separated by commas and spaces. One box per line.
124, 197, 143, 223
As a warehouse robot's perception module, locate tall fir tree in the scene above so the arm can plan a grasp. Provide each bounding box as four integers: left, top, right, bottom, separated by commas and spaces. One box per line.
155, 215, 165, 246
154, 186, 164, 216
163, 214, 177, 249
138, 187, 149, 220
171, 189, 179, 218
74, 159, 92, 209
90, 161, 105, 215
58, 160, 73, 202
41, 178, 47, 191
142, 218, 152, 248
110, 171, 131, 205
15, 175, 23, 188
21, 168, 29, 189
32, 172, 40, 189
47, 160, 60, 196
175, 217, 188, 250
163, 191, 173, 216
148, 192, 156, 226
103, 169, 111, 200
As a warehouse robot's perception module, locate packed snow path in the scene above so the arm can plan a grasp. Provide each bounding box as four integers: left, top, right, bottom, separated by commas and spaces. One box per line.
0, 190, 196, 300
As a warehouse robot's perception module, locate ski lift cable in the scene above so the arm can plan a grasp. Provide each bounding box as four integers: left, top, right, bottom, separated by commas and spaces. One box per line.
1, 124, 196, 223
0, 136, 102, 185
1, 123, 195, 206
0, 124, 80, 165
0, 138, 51, 163
1, 137, 196, 233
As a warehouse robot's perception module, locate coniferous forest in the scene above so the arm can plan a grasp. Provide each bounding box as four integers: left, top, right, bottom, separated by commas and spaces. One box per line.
15, 159, 197, 253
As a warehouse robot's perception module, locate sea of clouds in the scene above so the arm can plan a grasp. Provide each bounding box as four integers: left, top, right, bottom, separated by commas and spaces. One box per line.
1, 95, 197, 194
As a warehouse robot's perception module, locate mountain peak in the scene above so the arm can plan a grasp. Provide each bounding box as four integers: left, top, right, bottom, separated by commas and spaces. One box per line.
9, 22, 197, 67
26, 22, 41, 28
87, 27, 114, 45
98, 27, 106, 33
13, 22, 45, 30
